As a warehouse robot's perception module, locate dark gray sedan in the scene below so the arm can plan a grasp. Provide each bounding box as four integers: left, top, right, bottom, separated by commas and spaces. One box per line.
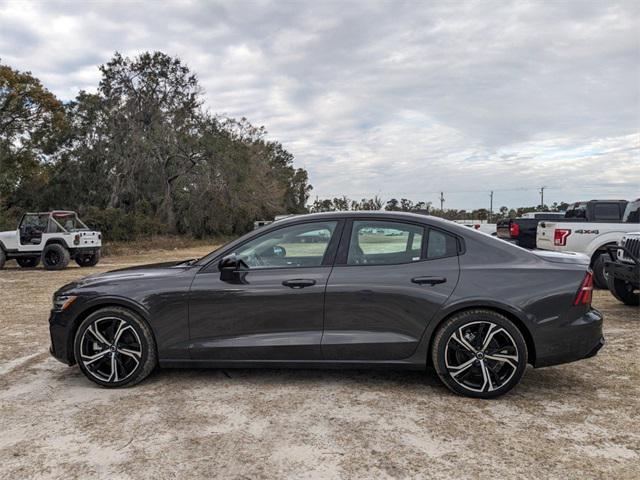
49, 212, 603, 398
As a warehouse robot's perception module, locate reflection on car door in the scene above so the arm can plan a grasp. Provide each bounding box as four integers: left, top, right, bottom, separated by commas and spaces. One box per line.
322, 220, 460, 361
188, 220, 343, 361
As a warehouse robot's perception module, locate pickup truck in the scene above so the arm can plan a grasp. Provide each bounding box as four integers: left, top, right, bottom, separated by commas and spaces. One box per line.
496, 212, 566, 249
604, 231, 640, 306
536, 199, 638, 288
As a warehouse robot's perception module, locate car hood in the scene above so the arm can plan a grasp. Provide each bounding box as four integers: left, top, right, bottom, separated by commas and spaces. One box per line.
57, 260, 197, 293
533, 250, 590, 265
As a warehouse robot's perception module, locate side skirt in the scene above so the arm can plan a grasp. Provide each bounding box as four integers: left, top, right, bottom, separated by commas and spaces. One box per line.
159, 359, 426, 370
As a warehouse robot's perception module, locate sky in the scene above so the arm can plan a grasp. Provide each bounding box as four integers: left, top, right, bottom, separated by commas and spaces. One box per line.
1, 0, 638, 210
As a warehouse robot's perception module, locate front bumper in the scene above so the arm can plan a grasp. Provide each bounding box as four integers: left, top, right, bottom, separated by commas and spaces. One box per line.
49, 308, 78, 365
534, 308, 604, 368
604, 260, 640, 286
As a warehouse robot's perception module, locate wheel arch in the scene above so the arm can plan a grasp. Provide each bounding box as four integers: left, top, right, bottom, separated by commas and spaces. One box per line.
66, 298, 156, 365
425, 303, 536, 367
44, 238, 69, 248
589, 241, 616, 264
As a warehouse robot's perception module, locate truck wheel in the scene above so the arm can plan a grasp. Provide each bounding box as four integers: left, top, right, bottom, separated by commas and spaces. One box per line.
0, 249, 5, 269
42, 244, 70, 270
607, 275, 639, 306
17, 256, 40, 268
592, 253, 608, 289
76, 250, 101, 267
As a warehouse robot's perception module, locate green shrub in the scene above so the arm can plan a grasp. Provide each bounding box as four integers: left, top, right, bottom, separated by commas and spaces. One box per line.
83, 207, 167, 242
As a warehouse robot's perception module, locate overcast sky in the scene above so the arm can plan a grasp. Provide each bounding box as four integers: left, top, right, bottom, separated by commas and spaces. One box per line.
1, 0, 638, 209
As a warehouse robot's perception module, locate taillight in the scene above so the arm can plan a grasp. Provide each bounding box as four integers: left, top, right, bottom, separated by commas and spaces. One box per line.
554, 228, 571, 246
509, 222, 520, 237
573, 271, 593, 306
74, 234, 80, 245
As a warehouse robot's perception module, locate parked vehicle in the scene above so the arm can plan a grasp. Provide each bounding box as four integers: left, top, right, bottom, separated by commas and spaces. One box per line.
536, 199, 637, 288
49, 212, 603, 398
0, 211, 101, 270
455, 220, 497, 235
604, 232, 639, 306
497, 212, 566, 249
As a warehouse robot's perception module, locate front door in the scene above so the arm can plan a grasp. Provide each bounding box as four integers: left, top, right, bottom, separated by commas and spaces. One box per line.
188, 220, 343, 361
322, 219, 460, 361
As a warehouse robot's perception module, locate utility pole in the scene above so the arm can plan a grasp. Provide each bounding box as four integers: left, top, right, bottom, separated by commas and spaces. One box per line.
539, 186, 546, 209
440, 192, 445, 211
489, 190, 494, 223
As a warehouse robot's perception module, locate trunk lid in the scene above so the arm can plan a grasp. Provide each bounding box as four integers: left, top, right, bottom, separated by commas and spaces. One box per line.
533, 249, 589, 265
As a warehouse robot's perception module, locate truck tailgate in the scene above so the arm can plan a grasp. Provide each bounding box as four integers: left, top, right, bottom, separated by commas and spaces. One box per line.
496, 219, 512, 239
536, 222, 558, 251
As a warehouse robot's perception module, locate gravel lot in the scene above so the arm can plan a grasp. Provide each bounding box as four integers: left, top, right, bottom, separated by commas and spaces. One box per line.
1, 247, 639, 479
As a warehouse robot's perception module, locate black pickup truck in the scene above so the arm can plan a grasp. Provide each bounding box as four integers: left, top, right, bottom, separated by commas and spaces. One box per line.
496, 199, 628, 249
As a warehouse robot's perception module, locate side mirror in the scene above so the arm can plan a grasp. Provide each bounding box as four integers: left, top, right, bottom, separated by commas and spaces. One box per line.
272, 245, 286, 257
219, 254, 249, 283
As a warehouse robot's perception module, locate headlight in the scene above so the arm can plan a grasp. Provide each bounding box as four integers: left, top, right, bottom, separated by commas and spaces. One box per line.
52, 295, 77, 312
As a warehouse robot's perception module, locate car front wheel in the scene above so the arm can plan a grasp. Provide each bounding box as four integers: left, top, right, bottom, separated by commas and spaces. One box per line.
17, 256, 40, 268
432, 309, 528, 399
74, 307, 157, 387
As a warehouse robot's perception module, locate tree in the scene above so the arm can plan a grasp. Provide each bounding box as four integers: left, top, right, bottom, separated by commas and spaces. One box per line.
0, 62, 66, 219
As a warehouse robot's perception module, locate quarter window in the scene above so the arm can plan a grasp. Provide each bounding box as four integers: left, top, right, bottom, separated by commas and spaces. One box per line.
347, 221, 424, 265
232, 222, 338, 269
426, 229, 458, 259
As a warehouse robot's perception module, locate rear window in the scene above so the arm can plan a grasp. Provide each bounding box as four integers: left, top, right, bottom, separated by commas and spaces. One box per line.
623, 201, 640, 223
594, 203, 622, 221
426, 229, 458, 259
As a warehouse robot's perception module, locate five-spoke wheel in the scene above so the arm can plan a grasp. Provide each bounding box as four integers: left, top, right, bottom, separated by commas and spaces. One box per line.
74, 307, 157, 387
432, 309, 527, 398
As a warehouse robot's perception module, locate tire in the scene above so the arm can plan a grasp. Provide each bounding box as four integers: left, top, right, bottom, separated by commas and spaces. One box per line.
17, 256, 40, 268
431, 309, 528, 399
607, 275, 639, 306
42, 243, 70, 270
0, 249, 5, 269
592, 253, 608, 289
75, 249, 101, 267
74, 307, 157, 388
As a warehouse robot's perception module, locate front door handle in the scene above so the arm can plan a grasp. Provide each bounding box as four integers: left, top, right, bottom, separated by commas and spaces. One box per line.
412, 276, 447, 286
282, 279, 316, 289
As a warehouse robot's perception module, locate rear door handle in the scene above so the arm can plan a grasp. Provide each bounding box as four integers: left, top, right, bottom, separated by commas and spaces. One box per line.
282, 279, 316, 289
412, 276, 447, 286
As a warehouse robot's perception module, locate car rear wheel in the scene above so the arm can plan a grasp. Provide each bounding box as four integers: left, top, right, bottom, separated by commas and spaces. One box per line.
607, 276, 639, 306
432, 309, 528, 399
74, 307, 157, 388
0, 249, 5, 269
42, 244, 70, 270
17, 256, 40, 268
75, 250, 100, 267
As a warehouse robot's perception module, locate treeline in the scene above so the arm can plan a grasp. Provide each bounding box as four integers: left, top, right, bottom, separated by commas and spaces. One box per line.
310, 196, 570, 220
0, 52, 311, 240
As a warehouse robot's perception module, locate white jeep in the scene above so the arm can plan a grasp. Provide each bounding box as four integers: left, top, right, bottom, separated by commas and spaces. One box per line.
0, 211, 102, 270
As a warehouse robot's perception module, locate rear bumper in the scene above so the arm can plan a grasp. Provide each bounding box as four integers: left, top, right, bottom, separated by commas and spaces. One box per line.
534, 308, 604, 368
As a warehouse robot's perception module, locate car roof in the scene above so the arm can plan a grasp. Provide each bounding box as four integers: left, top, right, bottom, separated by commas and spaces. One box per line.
272, 211, 470, 232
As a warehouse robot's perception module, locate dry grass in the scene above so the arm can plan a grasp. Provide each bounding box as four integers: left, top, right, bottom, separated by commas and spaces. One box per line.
100, 235, 231, 257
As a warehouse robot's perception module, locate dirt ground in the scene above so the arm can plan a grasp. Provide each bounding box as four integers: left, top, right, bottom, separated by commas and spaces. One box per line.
1, 247, 639, 479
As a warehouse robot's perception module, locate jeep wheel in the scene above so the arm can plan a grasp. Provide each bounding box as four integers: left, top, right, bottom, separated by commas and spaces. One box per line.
17, 256, 40, 268
0, 249, 5, 269
607, 275, 639, 306
42, 244, 70, 270
76, 250, 100, 267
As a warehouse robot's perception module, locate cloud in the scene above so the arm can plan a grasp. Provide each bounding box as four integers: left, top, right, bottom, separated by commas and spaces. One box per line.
1, 0, 638, 208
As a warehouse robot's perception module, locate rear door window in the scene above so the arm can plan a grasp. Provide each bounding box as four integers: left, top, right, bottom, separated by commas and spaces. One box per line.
594, 203, 622, 221
347, 220, 424, 265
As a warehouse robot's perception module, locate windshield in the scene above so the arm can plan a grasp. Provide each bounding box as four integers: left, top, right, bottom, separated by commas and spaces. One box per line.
51, 212, 89, 232
623, 200, 640, 223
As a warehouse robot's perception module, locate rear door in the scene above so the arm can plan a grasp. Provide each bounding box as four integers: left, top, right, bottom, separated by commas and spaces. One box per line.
322, 218, 460, 361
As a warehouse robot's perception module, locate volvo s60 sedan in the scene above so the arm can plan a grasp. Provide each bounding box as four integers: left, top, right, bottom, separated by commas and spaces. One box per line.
49, 212, 604, 398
